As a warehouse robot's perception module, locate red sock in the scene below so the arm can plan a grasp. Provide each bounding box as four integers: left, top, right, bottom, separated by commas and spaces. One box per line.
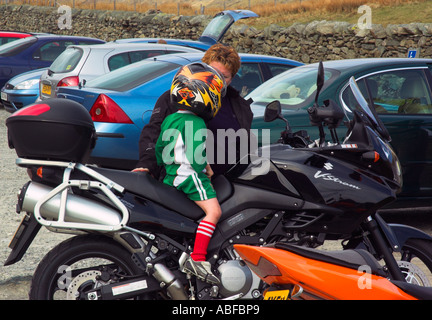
191, 221, 216, 262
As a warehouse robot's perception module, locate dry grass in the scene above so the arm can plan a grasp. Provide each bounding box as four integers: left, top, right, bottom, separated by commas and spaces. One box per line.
253, 0, 427, 16
248, 0, 432, 28
9, 0, 428, 14
5, 0, 432, 26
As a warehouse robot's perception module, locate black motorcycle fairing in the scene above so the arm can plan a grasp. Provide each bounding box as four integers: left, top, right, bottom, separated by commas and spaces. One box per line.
226, 154, 301, 198
219, 182, 305, 219
232, 147, 396, 214
125, 192, 197, 236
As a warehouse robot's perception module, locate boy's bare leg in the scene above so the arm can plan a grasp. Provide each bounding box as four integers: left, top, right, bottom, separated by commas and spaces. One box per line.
195, 197, 222, 225
182, 198, 222, 284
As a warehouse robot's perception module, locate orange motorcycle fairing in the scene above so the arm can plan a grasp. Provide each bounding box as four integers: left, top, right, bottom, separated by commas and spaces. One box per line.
234, 244, 416, 300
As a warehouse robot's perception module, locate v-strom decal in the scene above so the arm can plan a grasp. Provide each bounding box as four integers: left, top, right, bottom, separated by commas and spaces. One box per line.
314, 171, 361, 190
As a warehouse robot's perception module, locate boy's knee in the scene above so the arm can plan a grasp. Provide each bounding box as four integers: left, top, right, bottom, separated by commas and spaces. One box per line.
206, 206, 221, 224
214, 207, 222, 220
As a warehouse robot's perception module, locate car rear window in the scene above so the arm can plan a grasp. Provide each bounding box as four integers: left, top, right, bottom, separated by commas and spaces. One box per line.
0, 36, 37, 57
86, 60, 179, 92
49, 47, 83, 73
201, 13, 232, 41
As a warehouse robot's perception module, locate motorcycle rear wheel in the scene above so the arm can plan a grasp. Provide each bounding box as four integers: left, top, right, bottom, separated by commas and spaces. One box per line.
29, 234, 147, 300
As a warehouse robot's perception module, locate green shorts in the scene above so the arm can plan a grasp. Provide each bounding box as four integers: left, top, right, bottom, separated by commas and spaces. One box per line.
171, 172, 217, 202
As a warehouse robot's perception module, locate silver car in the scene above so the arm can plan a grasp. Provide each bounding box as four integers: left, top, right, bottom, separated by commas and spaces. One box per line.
39, 42, 201, 100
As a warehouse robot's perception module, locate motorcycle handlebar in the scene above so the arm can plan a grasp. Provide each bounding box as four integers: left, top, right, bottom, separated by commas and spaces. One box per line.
307, 100, 344, 127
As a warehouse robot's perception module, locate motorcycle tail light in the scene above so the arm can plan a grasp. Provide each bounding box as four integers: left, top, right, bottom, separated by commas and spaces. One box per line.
243, 256, 282, 279
89, 94, 133, 124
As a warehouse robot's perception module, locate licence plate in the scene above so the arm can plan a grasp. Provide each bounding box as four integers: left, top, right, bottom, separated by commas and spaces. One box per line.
42, 84, 51, 95
264, 289, 290, 300
9, 215, 29, 249
1, 91, 7, 101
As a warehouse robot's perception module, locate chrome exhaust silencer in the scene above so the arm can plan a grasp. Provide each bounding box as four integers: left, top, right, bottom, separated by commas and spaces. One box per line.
152, 263, 188, 300
20, 181, 125, 231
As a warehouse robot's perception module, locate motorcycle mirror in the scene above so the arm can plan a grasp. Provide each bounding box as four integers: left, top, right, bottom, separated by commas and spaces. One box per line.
264, 100, 282, 122
314, 61, 324, 105
264, 100, 292, 134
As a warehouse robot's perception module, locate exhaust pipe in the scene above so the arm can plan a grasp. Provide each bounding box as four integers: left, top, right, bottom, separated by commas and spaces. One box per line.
152, 263, 188, 300
20, 181, 123, 226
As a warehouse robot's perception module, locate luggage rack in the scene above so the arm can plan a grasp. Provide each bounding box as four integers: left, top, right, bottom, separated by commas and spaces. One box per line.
16, 158, 129, 232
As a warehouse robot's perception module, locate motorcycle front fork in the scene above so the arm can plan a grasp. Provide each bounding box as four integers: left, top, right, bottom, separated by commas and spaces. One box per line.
364, 216, 406, 282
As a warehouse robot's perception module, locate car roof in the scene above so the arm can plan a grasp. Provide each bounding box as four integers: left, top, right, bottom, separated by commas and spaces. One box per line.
152, 51, 302, 64
0, 31, 31, 36
31, 34, 104, 41
64, 42, 202, 51
113, 38, 211, 51
306, 58, 432, 74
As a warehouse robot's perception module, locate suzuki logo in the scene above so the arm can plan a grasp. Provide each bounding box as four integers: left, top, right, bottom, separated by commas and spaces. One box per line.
323, 162, 333, 170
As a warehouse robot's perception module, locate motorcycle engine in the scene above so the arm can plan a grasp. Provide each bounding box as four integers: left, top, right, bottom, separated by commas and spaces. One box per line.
217, 260, 261, 299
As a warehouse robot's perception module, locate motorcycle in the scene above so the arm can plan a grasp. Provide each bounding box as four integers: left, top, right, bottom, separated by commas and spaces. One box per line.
4, 63, 432, 300
233, 71, 432, 300
233, 241, 432, 300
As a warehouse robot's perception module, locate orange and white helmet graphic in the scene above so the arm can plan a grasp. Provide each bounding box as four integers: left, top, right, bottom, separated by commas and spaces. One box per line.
170, 62, 227, 121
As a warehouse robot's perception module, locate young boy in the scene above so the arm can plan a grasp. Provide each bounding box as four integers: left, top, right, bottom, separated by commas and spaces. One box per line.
155, 62, 226, 284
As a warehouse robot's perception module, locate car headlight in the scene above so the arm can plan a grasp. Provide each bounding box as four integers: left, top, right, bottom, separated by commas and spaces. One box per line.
14, 79, 40, 90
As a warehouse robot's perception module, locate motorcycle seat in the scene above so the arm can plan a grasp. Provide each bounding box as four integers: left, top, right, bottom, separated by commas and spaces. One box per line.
91, 167, 233, 220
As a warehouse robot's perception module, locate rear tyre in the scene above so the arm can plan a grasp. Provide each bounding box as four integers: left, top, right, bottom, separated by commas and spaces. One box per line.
29, 234, 144, 300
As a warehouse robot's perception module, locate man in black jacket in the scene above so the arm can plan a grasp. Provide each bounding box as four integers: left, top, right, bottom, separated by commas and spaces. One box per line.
133, 44, 253, 179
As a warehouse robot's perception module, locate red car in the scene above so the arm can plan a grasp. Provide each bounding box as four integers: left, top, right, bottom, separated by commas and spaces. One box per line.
0, 31, 32, 45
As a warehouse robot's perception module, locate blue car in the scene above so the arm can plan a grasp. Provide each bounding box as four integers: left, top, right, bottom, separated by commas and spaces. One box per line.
57, 52, 303, 169
114, 10, 259, 51
0, 34, 104, 89
1, 68, 45, 112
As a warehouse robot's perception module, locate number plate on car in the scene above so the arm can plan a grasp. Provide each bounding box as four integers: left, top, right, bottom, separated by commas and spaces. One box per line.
1, 91, 7, 101
42, 84, 51, 95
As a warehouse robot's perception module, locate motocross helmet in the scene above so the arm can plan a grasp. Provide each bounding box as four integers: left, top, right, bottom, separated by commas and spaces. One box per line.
170, 62, 227, 121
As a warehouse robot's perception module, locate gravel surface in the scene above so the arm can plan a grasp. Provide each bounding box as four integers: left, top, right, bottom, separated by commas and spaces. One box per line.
1, 107, 432, 300
0, 108, 70, 300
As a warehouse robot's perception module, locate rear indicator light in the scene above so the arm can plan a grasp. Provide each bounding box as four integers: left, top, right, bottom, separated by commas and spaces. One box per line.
57, 76, 79, 87
89, 94, 133, 124
37, 166, 43, 178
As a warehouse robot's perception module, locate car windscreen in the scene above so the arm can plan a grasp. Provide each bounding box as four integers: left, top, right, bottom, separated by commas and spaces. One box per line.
85, 60, 179, 92
246, 66, 336, 109
49, 47, 83, 73
0, 36, 37, 57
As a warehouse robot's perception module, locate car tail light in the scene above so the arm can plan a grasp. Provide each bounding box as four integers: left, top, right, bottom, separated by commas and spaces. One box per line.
57, 76, 80, 87
89, 94, 133, 124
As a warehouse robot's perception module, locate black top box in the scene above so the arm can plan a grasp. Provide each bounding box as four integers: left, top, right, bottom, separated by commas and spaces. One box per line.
6, 98, 97, 163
